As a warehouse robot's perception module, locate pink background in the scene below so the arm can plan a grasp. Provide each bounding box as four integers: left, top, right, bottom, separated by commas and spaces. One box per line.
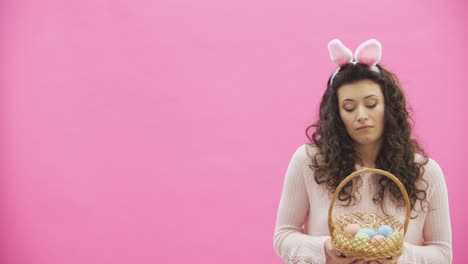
1, 0, 466, 263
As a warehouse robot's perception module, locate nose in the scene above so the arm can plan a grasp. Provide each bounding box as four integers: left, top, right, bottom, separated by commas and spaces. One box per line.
357, 105, 369, 122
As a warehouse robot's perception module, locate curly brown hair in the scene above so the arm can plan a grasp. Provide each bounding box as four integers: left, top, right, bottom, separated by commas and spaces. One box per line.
305, 62, 429, 217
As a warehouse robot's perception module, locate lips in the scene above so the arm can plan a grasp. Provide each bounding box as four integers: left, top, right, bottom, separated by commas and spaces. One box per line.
356, 125, 373, 130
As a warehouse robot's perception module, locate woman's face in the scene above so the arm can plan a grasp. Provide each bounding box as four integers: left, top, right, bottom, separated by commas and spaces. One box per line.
337, 79, 385, 147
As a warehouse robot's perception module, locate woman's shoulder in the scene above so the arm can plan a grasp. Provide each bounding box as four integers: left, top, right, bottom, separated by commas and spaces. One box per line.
293, 143, 320, 160
414, 153, 446, 188
414, 153, 443, 175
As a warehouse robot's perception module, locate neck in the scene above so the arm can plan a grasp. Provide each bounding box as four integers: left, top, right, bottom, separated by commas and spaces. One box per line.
354, 140, 383, 168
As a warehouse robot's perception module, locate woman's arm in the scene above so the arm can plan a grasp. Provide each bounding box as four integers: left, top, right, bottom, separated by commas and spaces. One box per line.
398, 159, 453, 263
273, 145, 330, 264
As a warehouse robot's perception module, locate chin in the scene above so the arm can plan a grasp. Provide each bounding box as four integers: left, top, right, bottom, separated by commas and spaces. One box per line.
353, 136, 379, 146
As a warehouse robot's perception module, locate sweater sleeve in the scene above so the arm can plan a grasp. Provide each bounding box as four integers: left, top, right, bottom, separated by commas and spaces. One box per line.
273, 145, 330, 264
398, 159, 453, 264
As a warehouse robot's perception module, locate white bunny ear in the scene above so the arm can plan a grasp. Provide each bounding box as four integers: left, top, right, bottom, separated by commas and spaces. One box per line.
354, 39, 382, 66
328, 39, 353, 66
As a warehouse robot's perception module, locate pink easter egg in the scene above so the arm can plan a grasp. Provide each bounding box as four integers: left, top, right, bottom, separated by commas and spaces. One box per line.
344, 224, 361, 236
371, 234, 386, 245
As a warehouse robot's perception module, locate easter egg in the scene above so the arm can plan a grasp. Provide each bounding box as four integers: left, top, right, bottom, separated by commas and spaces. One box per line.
354, 232, 370, 240
358, 228, 376, 238
377, 225, 394, 238
370, 234, 385, 245
344, 224, 361, 236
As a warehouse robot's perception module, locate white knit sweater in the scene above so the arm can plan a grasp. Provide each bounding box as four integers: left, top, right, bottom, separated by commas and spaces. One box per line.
273, 144, 452, 263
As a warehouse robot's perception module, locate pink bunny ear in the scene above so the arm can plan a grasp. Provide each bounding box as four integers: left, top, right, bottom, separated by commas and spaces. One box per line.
354, 39, 382, 66
328, 39, 353, 66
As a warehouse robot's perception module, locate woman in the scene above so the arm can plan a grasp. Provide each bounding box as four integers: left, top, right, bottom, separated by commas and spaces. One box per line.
273, 39, 452, 264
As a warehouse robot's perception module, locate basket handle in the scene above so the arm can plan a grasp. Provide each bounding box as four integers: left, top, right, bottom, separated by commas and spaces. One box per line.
327, 168, 411, 236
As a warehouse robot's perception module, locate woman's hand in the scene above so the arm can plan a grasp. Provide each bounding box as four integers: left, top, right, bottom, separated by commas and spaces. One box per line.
324, 238, 366, 264
364, 252, 401, 264
325, 238, 402, 264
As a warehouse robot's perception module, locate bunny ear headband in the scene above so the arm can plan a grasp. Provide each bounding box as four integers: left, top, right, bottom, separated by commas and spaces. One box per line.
328, 38, 382, 86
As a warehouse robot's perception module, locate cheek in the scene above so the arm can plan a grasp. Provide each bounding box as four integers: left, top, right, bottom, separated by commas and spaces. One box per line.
375, 107, 385, 124
339, 112, 354, 130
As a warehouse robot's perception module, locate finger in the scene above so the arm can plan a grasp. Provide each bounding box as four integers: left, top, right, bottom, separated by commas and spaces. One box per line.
324, 239, 334, 256
325, 240, 344, 257
329, 252, 356, 262
384, 255, 397, 264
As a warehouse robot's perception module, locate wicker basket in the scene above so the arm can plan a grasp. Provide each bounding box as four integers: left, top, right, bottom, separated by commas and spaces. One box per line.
327, 168, 410, 261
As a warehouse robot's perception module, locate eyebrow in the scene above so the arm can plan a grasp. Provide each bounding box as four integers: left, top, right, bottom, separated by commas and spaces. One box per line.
342, 94, 378, 103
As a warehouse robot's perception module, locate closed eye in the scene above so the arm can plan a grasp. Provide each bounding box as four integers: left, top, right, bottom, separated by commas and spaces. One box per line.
344, 104, 377, 112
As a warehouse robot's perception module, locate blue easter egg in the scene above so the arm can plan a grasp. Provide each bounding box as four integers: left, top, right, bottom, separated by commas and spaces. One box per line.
358, 228, 376, 238
378, 225, 394, 237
